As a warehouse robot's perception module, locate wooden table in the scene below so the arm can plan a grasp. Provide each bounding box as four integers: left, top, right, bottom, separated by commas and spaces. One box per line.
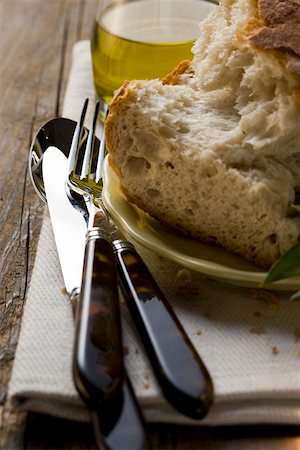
0, 0, 299, 448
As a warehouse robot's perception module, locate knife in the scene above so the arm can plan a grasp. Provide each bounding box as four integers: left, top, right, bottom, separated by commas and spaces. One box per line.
42, 146, 147, 449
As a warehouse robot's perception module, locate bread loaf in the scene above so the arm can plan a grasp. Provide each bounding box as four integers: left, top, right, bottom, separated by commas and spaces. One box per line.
106, 0, 300, 268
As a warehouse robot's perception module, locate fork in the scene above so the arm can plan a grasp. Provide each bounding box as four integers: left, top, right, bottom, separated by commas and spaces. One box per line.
68, 99, 146, 449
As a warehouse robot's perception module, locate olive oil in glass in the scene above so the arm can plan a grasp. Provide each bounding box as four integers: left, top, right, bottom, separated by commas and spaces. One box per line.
91, 0, 215, 104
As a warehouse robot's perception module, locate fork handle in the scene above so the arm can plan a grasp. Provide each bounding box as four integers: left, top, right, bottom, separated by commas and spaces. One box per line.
113, 239, 214, 420
73, 230, 124, 408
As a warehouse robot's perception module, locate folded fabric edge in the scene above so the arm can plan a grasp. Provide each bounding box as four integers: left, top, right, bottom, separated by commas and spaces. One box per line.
10, 392, 300, 427
10, 395, 89, 423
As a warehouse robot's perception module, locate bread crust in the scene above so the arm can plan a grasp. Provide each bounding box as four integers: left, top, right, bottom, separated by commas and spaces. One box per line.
247, 0, 300, 75
162, 60, 194, 85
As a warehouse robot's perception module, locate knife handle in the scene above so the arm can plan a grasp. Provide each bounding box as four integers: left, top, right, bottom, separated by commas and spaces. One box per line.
113, 239, 214, 420
92, 374, 148, 450
73, 230, 124, 408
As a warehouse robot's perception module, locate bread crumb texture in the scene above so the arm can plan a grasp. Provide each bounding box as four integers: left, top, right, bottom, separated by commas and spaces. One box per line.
106, 0, 300, 268
250, 289, 280, 308
272, 345, 279, 354
175, 269, 204, 295
294, 328, 300, 341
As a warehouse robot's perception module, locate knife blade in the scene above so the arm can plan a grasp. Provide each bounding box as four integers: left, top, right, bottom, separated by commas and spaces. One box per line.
43, 146, 86, 297
42, 146, 147, 449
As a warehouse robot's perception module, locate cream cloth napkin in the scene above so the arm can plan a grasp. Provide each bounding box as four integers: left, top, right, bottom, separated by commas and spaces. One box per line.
8, 40, 300, 426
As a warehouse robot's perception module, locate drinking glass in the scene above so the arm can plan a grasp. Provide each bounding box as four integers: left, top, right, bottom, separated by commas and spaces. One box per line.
91, 0, 216, 109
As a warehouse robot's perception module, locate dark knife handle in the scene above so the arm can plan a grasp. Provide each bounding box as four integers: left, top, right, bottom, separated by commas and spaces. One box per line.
92, 375, 148, 450
73, 230, 124, 408
113, 239, 214, 420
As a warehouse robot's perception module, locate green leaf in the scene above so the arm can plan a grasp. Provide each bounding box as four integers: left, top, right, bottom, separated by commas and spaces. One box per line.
263, 241, 300, 285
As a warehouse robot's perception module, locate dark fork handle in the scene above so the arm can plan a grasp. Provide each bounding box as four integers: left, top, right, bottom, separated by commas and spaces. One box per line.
114, 239, 214, 420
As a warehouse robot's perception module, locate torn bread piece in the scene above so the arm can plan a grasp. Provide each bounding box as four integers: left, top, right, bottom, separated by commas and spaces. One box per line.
106, 0, 300, 268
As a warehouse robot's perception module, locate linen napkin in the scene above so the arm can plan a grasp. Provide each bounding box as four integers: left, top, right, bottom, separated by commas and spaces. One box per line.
8, 40, 300, 426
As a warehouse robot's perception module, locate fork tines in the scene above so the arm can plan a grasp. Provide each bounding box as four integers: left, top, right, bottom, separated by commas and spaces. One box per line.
82, 101, 100, 182
67, 98, 102, 186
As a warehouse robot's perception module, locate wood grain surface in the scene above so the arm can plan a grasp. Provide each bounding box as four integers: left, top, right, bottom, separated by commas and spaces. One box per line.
0, 0, 299, 449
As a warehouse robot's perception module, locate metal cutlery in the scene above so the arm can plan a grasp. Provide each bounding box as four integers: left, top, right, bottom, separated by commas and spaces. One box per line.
30, 106, 214, 422
40, 145, 146, 447
66, 100, 147, 449
67, 99, 124, 405
73, 98, 214, 420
